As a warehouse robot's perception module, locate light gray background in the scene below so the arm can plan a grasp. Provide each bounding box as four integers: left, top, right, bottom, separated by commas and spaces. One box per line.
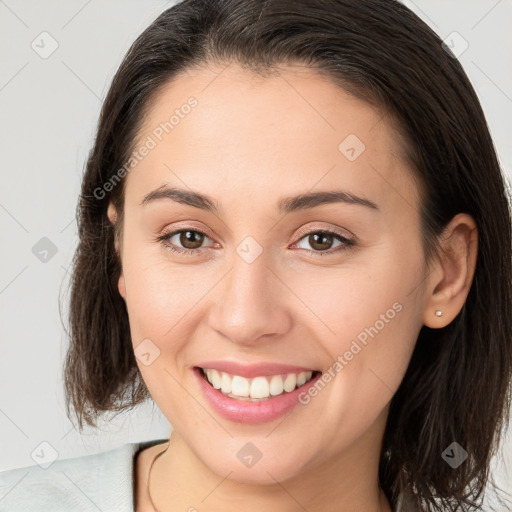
1, 0, 511, 507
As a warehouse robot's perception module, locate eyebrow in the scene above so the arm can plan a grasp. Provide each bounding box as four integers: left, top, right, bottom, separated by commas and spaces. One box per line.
141, 185, 379, 214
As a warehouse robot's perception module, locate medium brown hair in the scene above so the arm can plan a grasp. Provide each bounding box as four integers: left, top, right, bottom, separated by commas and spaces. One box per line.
63, 1, 512, 510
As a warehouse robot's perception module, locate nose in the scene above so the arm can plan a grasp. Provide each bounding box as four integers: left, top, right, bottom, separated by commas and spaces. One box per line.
208, 254, 292, 347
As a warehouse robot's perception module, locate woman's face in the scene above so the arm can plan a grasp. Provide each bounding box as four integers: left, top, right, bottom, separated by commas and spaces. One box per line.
110, 63, 429, 484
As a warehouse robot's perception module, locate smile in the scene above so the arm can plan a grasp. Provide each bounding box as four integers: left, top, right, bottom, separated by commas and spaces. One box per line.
199, 367, 319, 401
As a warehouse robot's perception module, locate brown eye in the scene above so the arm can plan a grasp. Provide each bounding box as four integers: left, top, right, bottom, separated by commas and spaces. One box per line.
178, 230, 206, 250
307, 232, 335, 251
293, 229, 355, 256
157, 228, 213, 255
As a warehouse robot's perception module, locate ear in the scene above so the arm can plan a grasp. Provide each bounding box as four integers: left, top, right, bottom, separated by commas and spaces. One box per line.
107, 201, 126, 301
423, 213, 478, 328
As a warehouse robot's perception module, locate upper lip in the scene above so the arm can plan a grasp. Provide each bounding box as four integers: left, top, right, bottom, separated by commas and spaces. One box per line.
196, 361, 319, 378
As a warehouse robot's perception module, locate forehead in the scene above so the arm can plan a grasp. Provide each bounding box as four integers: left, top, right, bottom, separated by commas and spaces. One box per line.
125, 62, 420, 217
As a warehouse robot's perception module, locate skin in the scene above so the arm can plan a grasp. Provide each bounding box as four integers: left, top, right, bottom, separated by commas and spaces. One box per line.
107, 62, 478, 512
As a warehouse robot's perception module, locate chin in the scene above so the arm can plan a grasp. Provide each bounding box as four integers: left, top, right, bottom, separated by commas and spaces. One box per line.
200, 450, 306, 486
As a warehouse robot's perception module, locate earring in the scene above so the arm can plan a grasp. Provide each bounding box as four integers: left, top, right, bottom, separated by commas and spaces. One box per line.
435, 310, 443, 317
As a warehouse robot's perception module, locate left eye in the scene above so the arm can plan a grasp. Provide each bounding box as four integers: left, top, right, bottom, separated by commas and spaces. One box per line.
293, 230, 354, 254
157, 228, 354, 256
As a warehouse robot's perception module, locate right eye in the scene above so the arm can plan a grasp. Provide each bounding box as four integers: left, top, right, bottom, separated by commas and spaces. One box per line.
157, 228, 216, 256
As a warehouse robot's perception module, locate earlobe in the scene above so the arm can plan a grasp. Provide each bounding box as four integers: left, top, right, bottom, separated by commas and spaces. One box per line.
107, 201, 125, 300
423, 213, 478, 328
107, 201, 117, 225
118, 272, 127, 300
107, 201, 121, 255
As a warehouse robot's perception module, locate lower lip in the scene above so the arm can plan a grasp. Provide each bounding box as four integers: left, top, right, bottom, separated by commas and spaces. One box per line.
193, 367, 322, 424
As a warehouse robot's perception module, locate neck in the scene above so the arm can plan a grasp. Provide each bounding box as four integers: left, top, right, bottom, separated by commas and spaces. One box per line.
145, 421, 392, 512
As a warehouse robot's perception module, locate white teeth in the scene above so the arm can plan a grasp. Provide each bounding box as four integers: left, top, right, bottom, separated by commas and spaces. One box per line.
231, 375, 250, 397
283, 373, 297, 392
297, 371, 308, 387
250, 377, 270, 399
269, 375, 284, 396
202, 368, 315, 400
220, 372, 232, 394
210, 369, 221, 389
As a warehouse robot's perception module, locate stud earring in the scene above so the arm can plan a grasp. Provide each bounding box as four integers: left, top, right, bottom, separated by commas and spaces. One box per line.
435, 310, 443, 317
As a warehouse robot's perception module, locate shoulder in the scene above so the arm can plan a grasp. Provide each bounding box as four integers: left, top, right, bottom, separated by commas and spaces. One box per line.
0, 439, 168, 512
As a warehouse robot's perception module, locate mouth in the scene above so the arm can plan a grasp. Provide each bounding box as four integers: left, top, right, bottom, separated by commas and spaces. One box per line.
196, 366, 322, 402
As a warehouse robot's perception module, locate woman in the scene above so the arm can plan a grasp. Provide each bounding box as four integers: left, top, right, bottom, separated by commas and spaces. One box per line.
1, 0, 511, 511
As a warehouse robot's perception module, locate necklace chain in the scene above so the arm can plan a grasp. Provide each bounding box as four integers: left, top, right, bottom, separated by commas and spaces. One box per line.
146, 443, 169, 512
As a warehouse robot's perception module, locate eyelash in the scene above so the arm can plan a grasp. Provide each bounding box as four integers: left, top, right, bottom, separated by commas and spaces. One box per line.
156, 227, 355, 257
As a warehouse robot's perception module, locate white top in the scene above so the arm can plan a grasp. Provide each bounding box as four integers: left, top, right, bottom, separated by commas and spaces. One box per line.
0, 439, 420, 511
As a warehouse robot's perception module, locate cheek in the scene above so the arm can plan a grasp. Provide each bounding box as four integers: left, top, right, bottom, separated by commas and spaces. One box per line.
288, 257, 415, 341
121, 254, 208, 410
288, 261, 422, 454
121, 244, 210, 341
293, 247, 423, 391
